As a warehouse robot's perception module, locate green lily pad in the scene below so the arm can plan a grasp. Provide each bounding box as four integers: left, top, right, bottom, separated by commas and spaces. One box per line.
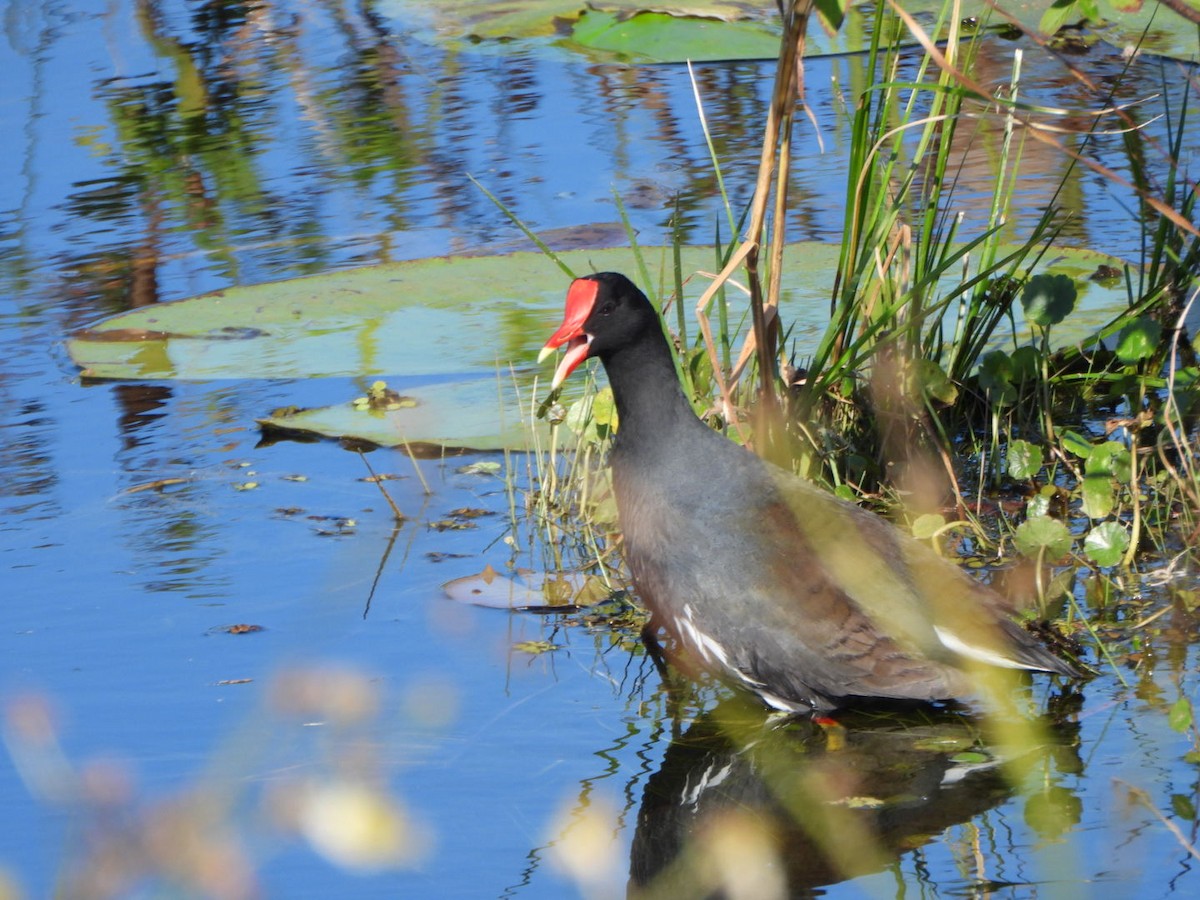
67, 243, 1129, 383
68, 243, 1130, 450
380, 0, 1200, 63
1080, 1, 1200, 60
385, 0, 785, 61
570, 8, 781, 62
69, 253, 573, 382
1168, 695, 1194, 733
67, 245, 844, 382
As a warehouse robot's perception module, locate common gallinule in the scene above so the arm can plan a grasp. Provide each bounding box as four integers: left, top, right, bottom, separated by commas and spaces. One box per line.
540, 272, 1079, 713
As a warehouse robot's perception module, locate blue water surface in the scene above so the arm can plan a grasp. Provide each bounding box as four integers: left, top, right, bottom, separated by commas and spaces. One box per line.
2, 2, 1200, 897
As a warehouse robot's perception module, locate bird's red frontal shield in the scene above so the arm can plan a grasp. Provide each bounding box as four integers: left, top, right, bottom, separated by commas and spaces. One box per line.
539, 278, 599, 389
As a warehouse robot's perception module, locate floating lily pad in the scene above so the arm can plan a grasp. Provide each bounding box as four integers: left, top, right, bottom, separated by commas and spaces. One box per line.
69, 243, 1130, 450
380, 0, 1200, 63
70, 253, 574, 382
66, 245, 844, 382
379, 0, 847, 61
67, 243, 1129, 383
512, 640, 561, 654
571, 8, 781, 62
257, 379, 543, 451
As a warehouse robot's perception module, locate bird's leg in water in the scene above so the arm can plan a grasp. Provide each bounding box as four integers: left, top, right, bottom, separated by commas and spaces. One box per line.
640, 620, 671, 680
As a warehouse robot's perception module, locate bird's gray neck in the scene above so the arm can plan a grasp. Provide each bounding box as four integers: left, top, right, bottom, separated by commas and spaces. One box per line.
602, 338, 699, 457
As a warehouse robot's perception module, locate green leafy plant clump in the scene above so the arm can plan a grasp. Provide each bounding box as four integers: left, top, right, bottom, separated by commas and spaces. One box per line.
513, 0, 1200, 695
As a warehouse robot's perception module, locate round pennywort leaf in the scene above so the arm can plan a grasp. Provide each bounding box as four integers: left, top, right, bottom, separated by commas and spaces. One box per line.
1080, 474, 1115, 520
915, 359, 958, 405
1006, 439, 1044, 480
1085, 441, 1132, 483
1027, 485, 1056, 518
978, 350, 1017, 405
1014, 516, 1073, 561
1060, 430, 1095, 460
1083, 521, 1130, 567
1115, 316, 1163, 363
910, 513, 946, 540
1021, 273, 1077, 328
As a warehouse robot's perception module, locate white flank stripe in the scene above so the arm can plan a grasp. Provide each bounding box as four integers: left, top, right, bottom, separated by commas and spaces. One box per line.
756, 690, 806, 713
934, 626, 1032, 670
676, 614, 731, 668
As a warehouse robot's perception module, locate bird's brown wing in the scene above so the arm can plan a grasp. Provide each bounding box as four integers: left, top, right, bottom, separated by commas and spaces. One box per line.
771, 469, 1077, 676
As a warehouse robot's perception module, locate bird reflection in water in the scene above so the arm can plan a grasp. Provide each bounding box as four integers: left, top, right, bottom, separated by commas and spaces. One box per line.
628, 691, 1083, 899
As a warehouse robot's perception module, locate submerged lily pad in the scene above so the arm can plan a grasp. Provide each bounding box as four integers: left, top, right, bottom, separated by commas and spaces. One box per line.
442, 564, 610, 610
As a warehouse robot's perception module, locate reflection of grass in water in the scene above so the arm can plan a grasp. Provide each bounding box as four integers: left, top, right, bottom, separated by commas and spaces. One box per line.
3, 670, 436, 895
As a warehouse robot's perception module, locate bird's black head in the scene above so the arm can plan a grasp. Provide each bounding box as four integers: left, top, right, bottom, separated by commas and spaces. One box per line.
540, 272, 660, 389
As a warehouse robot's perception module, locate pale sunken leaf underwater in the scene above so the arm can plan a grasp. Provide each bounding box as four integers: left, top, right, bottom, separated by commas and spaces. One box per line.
442, 564, 610, 610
